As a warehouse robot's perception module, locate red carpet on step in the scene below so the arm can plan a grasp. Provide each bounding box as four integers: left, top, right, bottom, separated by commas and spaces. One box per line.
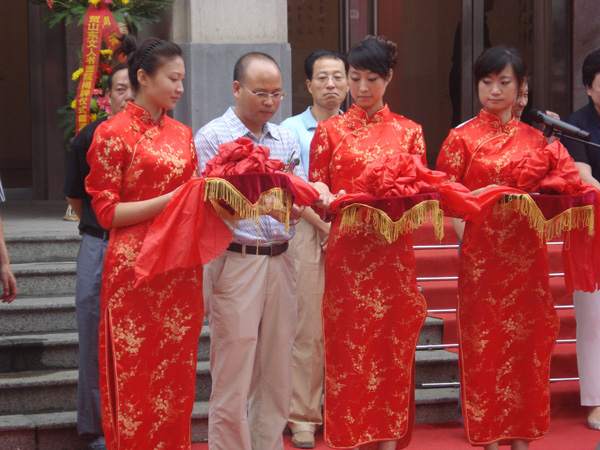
194, 220, 593, 449
191, 405, 599, 449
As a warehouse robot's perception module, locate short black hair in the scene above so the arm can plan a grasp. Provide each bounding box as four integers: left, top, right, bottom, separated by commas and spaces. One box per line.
304, 50, 347, 79
474, 46, 527, 88
347, 35, 397, 79
582, 49, 600, 88
107, 62, 128, 91
233, 52, 280, 84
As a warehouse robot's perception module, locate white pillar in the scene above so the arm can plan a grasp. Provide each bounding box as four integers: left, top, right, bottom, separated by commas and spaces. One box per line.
163, 0, 291, 131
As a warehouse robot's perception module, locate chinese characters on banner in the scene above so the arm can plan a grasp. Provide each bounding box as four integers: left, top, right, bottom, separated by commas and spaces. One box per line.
75, 3, 122, 134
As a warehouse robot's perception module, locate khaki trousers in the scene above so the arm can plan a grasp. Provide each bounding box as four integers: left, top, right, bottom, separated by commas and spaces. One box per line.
574, 289, 600, 406
204, 249, 297, 450
287, 220, 326, 433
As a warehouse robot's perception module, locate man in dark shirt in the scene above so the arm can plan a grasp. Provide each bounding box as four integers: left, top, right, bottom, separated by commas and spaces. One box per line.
563, 48, 600, 431
63, 63, 131, 450
564, 49, 600, 190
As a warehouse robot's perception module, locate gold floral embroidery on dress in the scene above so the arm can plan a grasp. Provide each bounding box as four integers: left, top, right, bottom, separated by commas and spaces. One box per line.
85, 102, 201, 449
309, 102, 427, 448
458, 207, 559, 444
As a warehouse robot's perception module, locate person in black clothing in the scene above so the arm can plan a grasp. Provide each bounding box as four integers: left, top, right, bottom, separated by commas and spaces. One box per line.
565, 50, 600, 189
563, 48, 600, 432
62, 63, 131, 450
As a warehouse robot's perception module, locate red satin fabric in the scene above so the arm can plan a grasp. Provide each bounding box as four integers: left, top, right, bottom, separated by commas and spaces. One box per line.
331, 192, 441, 220
503, 141, 600, 293
201, 137, 319, 207
133, 143, 320, 286
437, 110, 563, 445
201, 137, 285, 176
309, 104, 427, 449
310, 103, 427, 222
331, 152, 480, 222
134, 178, 233, 286
207, 173, 319, 207
353, 153, 444, 196
504, 140, 586, 194
86, 102, 203, 450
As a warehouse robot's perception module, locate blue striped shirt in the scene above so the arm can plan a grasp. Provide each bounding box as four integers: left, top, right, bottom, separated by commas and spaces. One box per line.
195, 107, 306, 245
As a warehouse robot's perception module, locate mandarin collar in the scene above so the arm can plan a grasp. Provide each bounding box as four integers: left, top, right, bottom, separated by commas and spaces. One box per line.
478, 108, 516, 132
346, 103, 390, 130
126, 101, 166, 128
350, 103, 390, 122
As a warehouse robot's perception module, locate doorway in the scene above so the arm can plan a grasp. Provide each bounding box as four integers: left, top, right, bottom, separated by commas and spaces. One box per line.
0, 2, 32, 194
286, 0, 572, 168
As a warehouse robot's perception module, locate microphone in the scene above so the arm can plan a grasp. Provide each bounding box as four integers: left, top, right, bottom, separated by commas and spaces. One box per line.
529, 109, 591, 141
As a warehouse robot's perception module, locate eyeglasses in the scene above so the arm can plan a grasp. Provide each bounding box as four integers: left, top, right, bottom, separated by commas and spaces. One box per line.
241, 85, 286, 101
312, 74, 346, 84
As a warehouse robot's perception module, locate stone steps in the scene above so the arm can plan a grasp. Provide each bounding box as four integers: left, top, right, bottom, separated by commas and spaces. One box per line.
0, 326, 212, 372
0, 349, 457, 416
12, 262, 77, 297
0, 388, 459, 448
0, 361, 213, 415
0, 296, 76, 334
0, 310, 442, 368
5, 235, 80, 265
0, 208, 464, 448
0, 347, 457, 416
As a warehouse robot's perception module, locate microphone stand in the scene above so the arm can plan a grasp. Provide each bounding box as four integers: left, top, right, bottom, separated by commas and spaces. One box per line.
545, 126, 600, 150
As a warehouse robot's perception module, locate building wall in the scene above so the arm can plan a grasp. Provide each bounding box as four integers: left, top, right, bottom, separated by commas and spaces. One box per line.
20, 0, 600, 198
162, 0, 292, 132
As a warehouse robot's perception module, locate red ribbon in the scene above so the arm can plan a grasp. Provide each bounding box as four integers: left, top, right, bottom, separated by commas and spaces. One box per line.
75, 3, 122, 134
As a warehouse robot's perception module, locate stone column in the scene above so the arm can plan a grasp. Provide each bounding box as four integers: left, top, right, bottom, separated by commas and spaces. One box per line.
162, 0, 291, 132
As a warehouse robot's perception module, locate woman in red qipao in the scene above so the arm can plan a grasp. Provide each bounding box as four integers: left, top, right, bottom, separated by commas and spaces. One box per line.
86, 36, 202, 450
309, 36, 427, 450
437, 46, 561, 450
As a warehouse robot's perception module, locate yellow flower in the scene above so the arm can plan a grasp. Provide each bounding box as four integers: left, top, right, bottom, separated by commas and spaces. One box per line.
121, 0, 130, 4
89, 0, 101, 5
100, 49, 113, 57
71, 100, 76, 109
71, 68, 84, 81
90, 113, 98, 122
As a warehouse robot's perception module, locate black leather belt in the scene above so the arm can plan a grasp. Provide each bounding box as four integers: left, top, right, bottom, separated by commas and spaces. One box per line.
227, 242, 288, 256
81, 228, 110, 241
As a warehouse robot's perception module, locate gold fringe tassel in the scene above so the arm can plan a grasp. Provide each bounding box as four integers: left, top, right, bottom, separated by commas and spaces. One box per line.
338, 200, 444, 243
204, 177, 292, 233
500, 194, 594, 242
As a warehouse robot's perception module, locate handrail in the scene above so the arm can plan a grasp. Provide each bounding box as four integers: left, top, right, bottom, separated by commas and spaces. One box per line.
416, 339, 576, 351
420, 377, 578, 388
417, 273, 565, 282
427, 305, 573, 314
413, 241, 563, 250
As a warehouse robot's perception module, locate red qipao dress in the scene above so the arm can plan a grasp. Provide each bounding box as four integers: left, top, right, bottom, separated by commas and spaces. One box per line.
309, 103, 428, 449
86, 102, 203, 450
436, 109, 561, 446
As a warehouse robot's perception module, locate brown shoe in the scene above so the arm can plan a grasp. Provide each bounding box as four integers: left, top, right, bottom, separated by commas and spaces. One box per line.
291, 430, 315, 449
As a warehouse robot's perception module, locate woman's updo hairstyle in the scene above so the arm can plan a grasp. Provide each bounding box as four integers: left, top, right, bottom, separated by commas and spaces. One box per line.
115, 35, 182, 92
474, 46, 527, 88
347, 35, 398, 80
